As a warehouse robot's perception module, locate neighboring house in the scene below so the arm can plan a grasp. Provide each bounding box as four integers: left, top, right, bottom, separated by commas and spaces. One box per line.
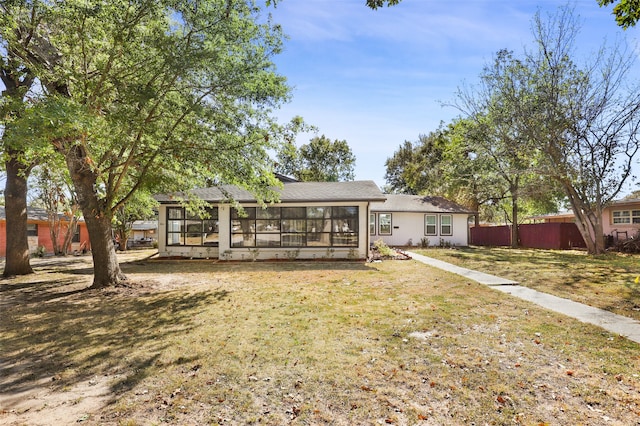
530, 198, 640, 241
128, 220, 158, 247
155, 181, 386, 260
0, 206, 90, 257
603, 198, 640, 240
370, 194, 476, 247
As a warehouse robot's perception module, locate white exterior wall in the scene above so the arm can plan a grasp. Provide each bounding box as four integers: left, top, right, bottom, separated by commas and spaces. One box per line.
158, 201, 371, 260
371, 211, 470, 247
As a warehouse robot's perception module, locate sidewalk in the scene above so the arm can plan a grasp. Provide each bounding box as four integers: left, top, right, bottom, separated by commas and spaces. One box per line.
408, 251, 640, 344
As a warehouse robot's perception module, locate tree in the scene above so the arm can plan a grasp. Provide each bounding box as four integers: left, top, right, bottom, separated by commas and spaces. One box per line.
113, 191, 157, 252
522, 6, 640, 254
366, 0, 402, 9
7, 0, 292, 288
598, 0, 640, 28
31, 163, 80, 256
276, 135, 356, 181
383, 130, 449, 195
384, 140, 420, 194
455, 49, 563, 247
0, 1, 42, 276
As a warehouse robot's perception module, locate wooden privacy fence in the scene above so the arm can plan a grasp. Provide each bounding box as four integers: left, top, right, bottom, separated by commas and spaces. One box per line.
471, 223, 587, 250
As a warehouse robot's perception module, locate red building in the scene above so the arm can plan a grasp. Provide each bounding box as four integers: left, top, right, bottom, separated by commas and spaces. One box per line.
0, 207, 90, 257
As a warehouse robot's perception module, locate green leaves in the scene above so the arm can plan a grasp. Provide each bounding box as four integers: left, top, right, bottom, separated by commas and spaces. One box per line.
598, 0, 640, 29
276, 134, 356, 182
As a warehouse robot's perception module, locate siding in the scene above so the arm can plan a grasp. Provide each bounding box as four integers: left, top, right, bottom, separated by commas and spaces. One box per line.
371, 212, 470, 247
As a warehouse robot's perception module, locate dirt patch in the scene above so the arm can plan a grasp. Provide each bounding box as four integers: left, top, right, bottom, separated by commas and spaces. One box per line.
1, 374, 113, 426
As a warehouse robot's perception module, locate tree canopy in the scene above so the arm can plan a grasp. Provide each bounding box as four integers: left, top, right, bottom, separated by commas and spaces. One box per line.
599, 0, 640, 28
385, 5, 640, 254
366, 0, 402, 9
3, 0, 293, 287
276, 135, 356, 182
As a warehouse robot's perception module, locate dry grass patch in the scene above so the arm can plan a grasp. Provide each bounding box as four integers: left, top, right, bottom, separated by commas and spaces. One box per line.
1, 253, 640, 425
416, 247, 640, 321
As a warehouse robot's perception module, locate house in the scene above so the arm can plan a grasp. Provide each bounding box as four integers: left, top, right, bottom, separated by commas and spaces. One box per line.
127, 220, 158, 248
602, 198, 640, 240
0, 206, 90, 257
155, 181, 387, 260
530, 198, 640, 241
370, 194, 476, 247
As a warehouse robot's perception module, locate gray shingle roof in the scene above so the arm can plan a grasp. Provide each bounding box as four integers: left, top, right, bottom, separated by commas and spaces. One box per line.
155, 180, 386, 204
371, 194, 476, 214
0, 206, 83, 222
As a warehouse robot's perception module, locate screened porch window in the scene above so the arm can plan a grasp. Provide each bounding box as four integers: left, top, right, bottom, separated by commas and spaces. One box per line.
231, 206, 358, 248
167, 207, 219, 246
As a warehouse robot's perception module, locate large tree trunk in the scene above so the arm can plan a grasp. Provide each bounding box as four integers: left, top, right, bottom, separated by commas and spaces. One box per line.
3, 153, 34, 277
564, 185, 606, 255
64, 143, 126, 288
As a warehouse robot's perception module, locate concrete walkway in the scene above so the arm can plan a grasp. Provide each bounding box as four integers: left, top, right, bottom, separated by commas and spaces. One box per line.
408, 251, 640, 344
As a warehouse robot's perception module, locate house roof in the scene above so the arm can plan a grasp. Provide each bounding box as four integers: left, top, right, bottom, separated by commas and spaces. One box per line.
0, 206, 83, 222
371, 194, 476, 214
131, 220, 158, 231
609, 198, 640, 208
155, 180, 387, 204
530, 198, 640, 221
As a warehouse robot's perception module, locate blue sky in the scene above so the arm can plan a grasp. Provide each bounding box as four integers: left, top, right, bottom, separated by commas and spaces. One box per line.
268, 0, 640, 193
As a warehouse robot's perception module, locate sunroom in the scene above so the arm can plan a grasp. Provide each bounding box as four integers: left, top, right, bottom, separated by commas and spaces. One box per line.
155, 180, 386, 260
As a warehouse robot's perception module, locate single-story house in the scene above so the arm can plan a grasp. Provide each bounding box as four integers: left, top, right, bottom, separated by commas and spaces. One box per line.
127, 220, 158, 247
530, 197, 640, 241
370, 194, 476, 247
0, 206, 90, 257
155, 180, 387, 260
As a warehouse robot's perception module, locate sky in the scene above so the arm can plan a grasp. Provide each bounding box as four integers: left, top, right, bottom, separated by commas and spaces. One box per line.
267, 0, 640, 193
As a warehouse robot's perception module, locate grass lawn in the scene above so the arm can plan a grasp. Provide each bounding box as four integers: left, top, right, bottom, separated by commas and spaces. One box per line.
1, 249, 639, 425
416, 247, 640, 321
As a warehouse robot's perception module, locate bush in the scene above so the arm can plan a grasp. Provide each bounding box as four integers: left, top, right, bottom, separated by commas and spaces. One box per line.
373, 239, 396, 257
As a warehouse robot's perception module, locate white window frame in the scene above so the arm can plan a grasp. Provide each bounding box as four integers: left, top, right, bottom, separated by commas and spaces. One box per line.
612, 209, 640, 224
369, 213, 376, 235
424, 214, 437, 236
440, 214, 453, 236
378, 213, 392, 235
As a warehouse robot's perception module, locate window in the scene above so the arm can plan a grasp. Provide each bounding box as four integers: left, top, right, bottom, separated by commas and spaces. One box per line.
27, 223, 38, 237
72, 225, 80, 243
424, 215, 437, 236
167, 207, 219, 246
440, 215, 452, 236
378, 213, 392, 235
369, 213, 376, 235
231, 206, 358, 248
613, 209, 640, 224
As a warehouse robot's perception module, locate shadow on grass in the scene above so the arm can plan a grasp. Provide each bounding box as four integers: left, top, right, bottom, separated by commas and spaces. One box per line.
122, 259, 374, 275
0, 283, 223, 408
